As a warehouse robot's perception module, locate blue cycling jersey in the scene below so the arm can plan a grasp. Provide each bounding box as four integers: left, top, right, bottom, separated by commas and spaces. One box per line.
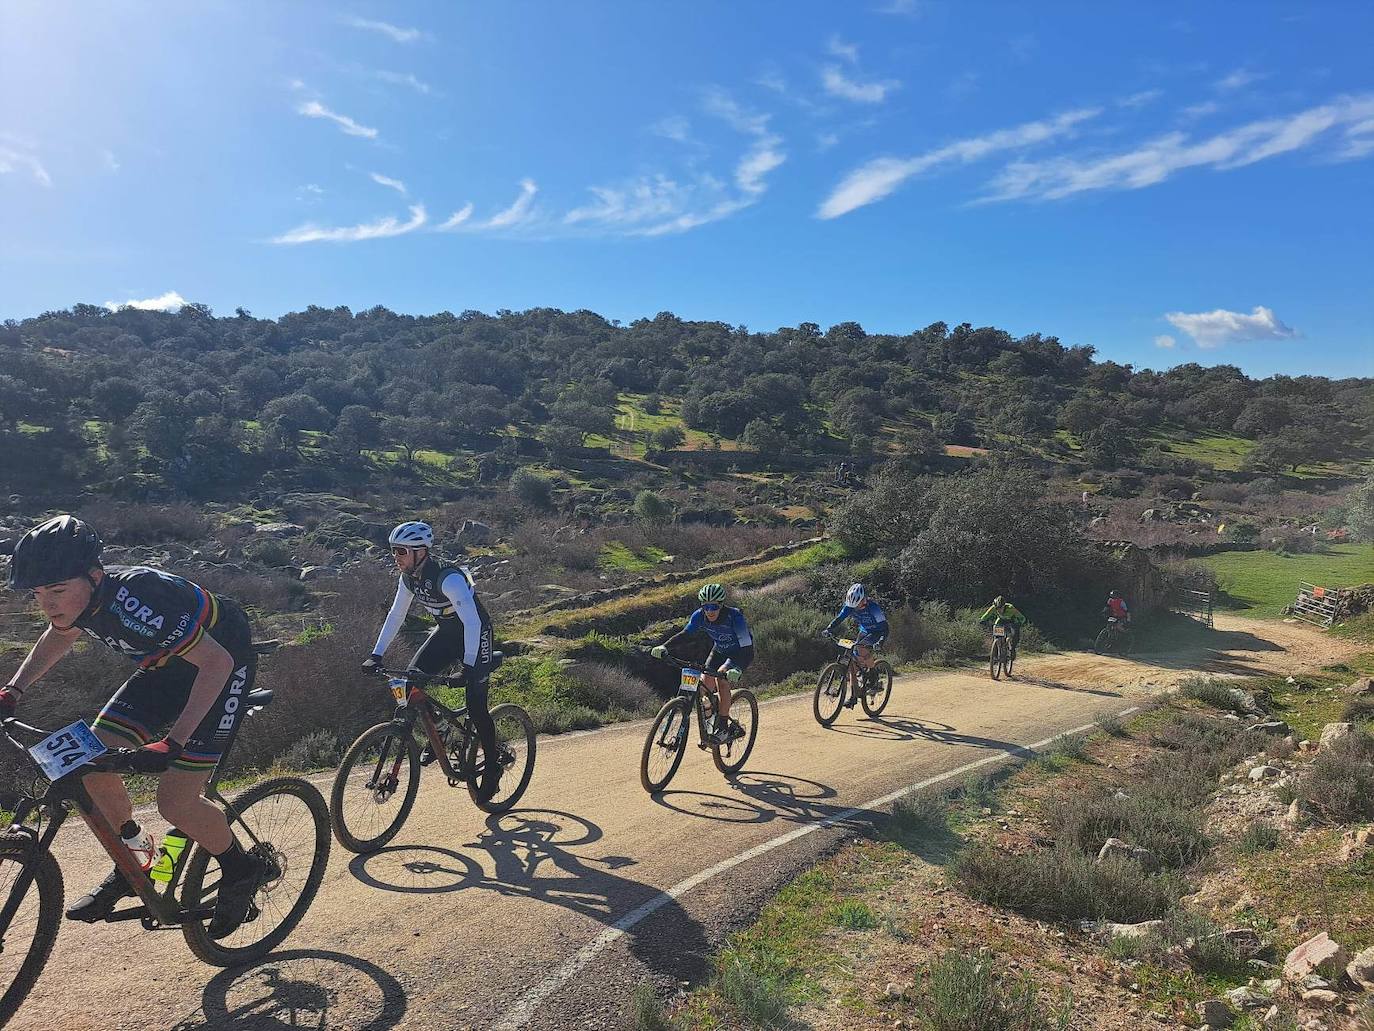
826, 600, 889, 638
682, 606, 753, 653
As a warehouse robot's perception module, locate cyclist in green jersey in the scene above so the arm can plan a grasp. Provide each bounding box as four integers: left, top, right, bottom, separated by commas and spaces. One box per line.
978, 595, 1027, 660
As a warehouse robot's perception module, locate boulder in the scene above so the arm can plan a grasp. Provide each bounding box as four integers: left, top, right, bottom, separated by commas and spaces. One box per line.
1195, 998, 1233, 1027
1339, 826, 1373, 862
1105, 919, 1163, 940
456, 519, 493, 545
1248, 765, 1281, 782
1285, 798, 1314, 829
298, 565, 337, 582
1283, 932, 1350, 982
1097, 837, 1158, 867
1224, 985, 1271, 1010
1247, 720, 1291, 736
254, 522, 305, 538
1319, 722, 1356, 750
1300, 988, 1339, 1006
1346, 677, 1374, 697
1346, 945, 1374, 990
1228, 688, 1264, 715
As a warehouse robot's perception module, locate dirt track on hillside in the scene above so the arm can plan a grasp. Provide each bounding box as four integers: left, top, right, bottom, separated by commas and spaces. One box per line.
5, 614, 1354, 1031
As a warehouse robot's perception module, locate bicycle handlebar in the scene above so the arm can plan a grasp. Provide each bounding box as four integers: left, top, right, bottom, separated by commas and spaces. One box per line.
367, 666, 467, 689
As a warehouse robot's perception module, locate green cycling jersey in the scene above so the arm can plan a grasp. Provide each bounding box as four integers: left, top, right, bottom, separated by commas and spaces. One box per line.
979, 602, 1027, 626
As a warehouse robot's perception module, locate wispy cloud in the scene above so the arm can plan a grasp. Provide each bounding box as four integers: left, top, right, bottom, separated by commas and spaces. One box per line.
1154, 334, 1176, 349
703, 87, 771, 135
828, 36, 859, 63
297, 99, 378, 139
104, 291, 187, 312
342, 15, 425, 44
485, 179, 538, 229
102, 149, 120, 173
271, 204, 427, 244
818, 107, 1100, 218
756, 69, 788, 94
371, 69, 432, 94
0, 143, 52, 187
1339, 117, 1374, 159
1216, 68, 1266, 92
983, 93, 1374, 202
438, 203, 474, 231
649, 116, 692, 143
1165, 305, 1297, 348
875, 0, 920, 15
370, 172, 407, 195
1182, 100, 1221, 120
822, 65, 899, 104
1119, 89, 1163, 110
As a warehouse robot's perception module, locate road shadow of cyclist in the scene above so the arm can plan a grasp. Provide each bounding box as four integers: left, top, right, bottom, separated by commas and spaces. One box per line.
169, 949, 407, 1030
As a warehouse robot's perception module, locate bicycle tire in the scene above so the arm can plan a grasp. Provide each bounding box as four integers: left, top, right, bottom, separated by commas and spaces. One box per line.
181, 776, 330, 967
989, 639, 1004, 680
0, 839, 63, 1027
466, 703, 537, 814
1094, 628, 1111, 654
330, 723, 421, 854
812, 662, 846, 727
861, 661, 894, 717
1004, 644, 1017, 678
640, 697, 690, 793
712, 689, 758, 776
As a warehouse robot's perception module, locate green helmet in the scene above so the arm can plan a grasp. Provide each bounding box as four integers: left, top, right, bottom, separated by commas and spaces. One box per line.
698, 582, 726, 604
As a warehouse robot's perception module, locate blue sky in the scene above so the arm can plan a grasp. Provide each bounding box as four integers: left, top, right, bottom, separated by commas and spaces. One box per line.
2, 1, 1371, 378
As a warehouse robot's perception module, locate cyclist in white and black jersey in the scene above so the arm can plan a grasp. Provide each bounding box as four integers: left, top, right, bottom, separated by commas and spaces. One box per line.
363, 521, 502, 800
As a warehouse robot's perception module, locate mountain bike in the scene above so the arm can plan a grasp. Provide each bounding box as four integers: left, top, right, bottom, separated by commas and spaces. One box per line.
1093, 617, 1133, 655
639, 652, 759, 793
813, 635, 894, 726
330, 661, 536, 853
0, 692, 330, 1025
987, 623, 1016, 680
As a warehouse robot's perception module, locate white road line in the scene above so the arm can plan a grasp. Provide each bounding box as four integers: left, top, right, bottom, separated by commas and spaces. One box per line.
492, 714, 1124, 1029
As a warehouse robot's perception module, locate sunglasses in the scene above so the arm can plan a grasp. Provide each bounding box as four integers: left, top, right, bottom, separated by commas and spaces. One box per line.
390, 546, 413, 557
702, 603, 721, 613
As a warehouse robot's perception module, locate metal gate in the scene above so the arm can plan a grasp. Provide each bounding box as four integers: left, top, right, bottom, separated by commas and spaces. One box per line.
1292, 581, 1340, 628
1172, 587, 1214, 628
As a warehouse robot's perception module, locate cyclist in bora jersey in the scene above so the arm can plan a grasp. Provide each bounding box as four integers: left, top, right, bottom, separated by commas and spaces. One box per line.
978, 595, 1028, 660
652, 583, 752, 744
822, 583, 888, 707
363, 520, 502, 801
1, 516, 265, 937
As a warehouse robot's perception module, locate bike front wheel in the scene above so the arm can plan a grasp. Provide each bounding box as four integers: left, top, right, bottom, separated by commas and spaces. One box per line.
1093, 628, 1112, 654
0, 838, 63, 1026
466, 703, 537, 814
640, 697, 690, 793
330, 722, 421, 854
989, 640, 1005, 680
182, 776, 330, 966
861, 661, 894, 717
713, 689, 759, 776
812, 662, 846, 727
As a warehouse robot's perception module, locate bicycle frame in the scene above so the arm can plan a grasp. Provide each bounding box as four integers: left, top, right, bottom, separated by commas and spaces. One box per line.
381, 676, 476, 786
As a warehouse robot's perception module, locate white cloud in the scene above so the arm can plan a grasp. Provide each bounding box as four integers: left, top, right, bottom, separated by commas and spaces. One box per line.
822, 65, 899, 104
1338, 117, 1374, 159
703, 88, 771, 136
1216, 68, 1265, 92
0, 144, 52, 187
102, 149, 120, 172
370, 172, 407, 195
875, 0, 920, 15
437, 203, 474, 231
650, 116, 692, 143
297, 100, 378, 139
1154, 334, 1176, 349
372, 69, 432, 94
1182, 100, 1221, 120
565, 176, 692, 227
1119, 89, 1163, 110
828, 36, 859, 63
484, 179, 538, 229
756, 69, 788, 94
1164, 305, 1297, 348
982, 93, 1374, 202
818, 107, 1100, 218
271, 204, 427, 244
817, 132, 840, 150
342, 16, 424, 43
104, 291, 187, 312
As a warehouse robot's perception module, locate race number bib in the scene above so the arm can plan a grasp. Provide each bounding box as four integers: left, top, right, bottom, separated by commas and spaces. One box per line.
993, 626, 1008, 637
680, 669, 702, 692
389, 678, 409, 706
837, 639, 856, 649
29, 720, 107, 781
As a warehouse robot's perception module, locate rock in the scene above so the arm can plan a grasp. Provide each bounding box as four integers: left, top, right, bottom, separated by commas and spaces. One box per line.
1196, 998, 1234, 1027
1216, 927, 1266, 959
1283, 932, 1350, 982
298, 565, 337, 582
1298, 974, 1331, 992
1285, 798, 1314, 829
883, 982, 911, 1000
456, 519, 493, 545
1247, 720, 1292, 736
1105, 919, 1164, 940
1249, 765, 1281, 781
1339, 826, 1373, 862
1300, 988, 1339, 1006
1345, 677, 1374, 697
1319, 722, 1356, 750
1224, 985, 1271, 1009
1347, 945, 1374, 989
1096, 837, 1157, 867
1298, 739, 1315, 753
254, 522, 305, 538
1228, 688, 1263, 714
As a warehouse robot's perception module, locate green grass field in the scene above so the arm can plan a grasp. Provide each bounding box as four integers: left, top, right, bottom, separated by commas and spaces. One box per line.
1201, 543, 1374, 617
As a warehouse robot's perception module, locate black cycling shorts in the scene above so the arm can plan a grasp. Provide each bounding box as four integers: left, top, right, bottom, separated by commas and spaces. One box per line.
409, 617, 495, 682
704, 645, 753, 676
93, 600, 257, 773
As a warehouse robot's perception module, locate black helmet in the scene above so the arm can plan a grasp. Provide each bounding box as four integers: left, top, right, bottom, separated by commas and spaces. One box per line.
8, 516, 103, 590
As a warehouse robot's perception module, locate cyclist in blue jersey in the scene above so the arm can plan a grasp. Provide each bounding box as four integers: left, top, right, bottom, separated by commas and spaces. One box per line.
822, 583, 889, 707
652, 583, 752, 744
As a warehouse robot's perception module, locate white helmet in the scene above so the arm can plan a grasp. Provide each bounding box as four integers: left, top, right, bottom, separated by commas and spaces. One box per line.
388, 521, 434, 549
845, 583, 866, 607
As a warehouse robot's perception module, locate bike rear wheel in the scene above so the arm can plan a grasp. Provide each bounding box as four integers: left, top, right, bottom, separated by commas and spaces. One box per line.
712, 689, 758, 776
0, 838, 63, 1026
182, 776, 330, 966
465, 703, 537, 814
1093, 627, 1112, 654
330, 722, 421, 854
861, 661, 894, 717
640, 698, 690, 793
812, 662, 846, 726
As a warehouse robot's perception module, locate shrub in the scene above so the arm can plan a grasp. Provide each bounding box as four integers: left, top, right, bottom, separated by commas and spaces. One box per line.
716, 947, 790, 1028
562, 662, 657, 715
888, 790, 950, 839
194, 566, 307, 612
1295, 731, 1374, 823
278, 729, 345, 771
510, 467, 553, 509
1343, 698, 1374, 726
1180, 676, 1254, 715
650, 425, 685, 451
244, 537, 294, 568
632, 984, 675, 1031
633, 489, 673, 523
1100, 716, 1128, 738
1039, 732, 1090, 766
745, 596, 834, 687
833, 899, 879, 930
915, 951, 1072, 1031
76, 499, 215, 544
1237, 819, 1281, 854
1052, 792, 1209, 869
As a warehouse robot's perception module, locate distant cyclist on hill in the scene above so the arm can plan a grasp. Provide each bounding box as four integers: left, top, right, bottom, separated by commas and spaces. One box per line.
363, 520, 502, 801
652, 583, 752, 744
978, 595, 1027, 660
822, 583, 888, 707
1104, 590, 1130, 625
